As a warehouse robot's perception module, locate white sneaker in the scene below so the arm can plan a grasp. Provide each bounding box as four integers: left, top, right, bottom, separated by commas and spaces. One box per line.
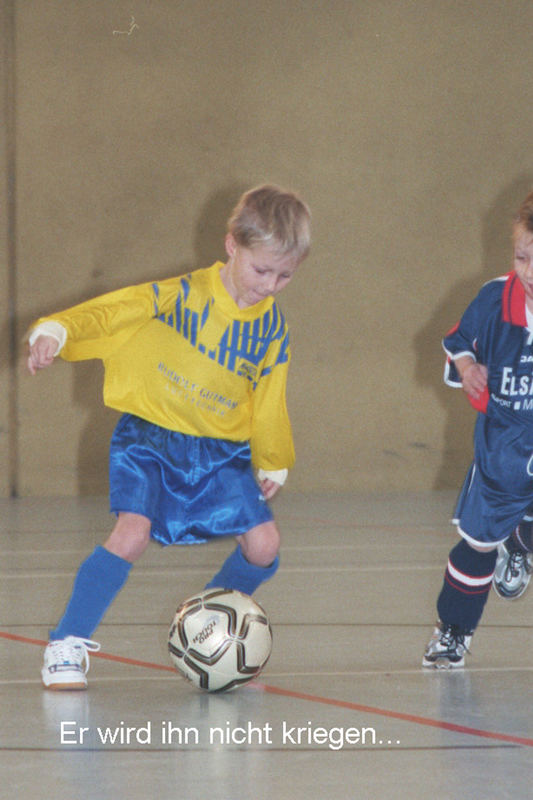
41, 636, 100, 690
422, 622, 472, 669
492, 539, 533, 600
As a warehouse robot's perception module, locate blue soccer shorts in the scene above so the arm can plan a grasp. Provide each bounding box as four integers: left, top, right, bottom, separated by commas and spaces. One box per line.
109, 414, 273, 545
453, 461, 533, 547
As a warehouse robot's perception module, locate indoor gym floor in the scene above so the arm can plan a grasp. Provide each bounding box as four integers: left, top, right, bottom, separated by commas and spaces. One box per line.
1, 491, 532, 799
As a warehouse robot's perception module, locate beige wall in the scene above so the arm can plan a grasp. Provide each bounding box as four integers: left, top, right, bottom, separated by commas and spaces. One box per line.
1, 1, 14, 497
4, 0, 533, 496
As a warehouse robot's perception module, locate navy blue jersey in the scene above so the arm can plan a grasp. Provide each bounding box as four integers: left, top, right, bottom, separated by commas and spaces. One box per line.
444, 272, 533, 543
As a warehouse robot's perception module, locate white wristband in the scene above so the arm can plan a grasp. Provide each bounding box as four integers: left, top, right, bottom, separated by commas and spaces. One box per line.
28, 321, 67, 356
257, 468, 288, 487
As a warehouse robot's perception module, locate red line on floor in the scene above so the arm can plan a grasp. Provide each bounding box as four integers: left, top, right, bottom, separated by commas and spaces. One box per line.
2, 630, 532, 747
0, 631, 176, 673
252, 682, 533, 747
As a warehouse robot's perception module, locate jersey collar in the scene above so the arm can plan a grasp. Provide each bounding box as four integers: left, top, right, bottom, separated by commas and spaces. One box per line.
210, 262, 274, 319
502, 271, 527, 327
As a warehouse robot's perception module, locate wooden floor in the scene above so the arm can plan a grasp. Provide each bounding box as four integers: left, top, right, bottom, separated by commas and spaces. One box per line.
1, 491, 532, 799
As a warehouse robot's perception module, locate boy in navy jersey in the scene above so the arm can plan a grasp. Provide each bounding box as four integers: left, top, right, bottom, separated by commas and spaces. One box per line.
423, 192, 533, 668
28, 185, 311, 689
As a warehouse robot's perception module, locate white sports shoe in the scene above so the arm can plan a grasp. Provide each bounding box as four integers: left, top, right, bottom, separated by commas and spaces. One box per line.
422, 622, 472, 669
492, 539, 533, 600
41, 636, 101, 690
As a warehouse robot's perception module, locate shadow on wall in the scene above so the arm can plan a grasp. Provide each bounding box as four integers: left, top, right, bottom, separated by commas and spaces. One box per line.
414, 174, 533, 490
74, 181, 248, 494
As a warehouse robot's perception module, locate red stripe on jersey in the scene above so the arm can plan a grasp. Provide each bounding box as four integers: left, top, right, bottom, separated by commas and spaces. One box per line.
502, 271, 527, 326
446, 321, 460, 336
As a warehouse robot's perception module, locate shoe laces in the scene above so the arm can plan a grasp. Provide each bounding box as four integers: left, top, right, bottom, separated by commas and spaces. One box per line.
48, 636, 101, 669
439, 624, 470, 652
504, 550, 530, 581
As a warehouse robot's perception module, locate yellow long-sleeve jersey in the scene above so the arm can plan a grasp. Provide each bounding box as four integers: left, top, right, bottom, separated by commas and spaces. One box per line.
32, 263, 295, 471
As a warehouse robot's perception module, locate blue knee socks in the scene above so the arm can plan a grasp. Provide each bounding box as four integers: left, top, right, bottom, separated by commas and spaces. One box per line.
204, 545, 279, 595
437, 539, 497, 633
51, 543, 276, 640
50, 546, 131, 641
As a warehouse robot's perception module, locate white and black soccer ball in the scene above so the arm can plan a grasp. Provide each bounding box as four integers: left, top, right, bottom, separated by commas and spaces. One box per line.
168, 588, 273, 692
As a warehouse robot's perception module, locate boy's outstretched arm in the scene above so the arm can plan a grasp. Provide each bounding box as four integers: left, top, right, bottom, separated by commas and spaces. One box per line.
27, 334, 60, 375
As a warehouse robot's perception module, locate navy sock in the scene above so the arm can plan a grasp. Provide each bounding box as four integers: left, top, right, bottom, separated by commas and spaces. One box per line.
204, 545, 279, 595
436, 539, 497, 632
50, 546, 131, 640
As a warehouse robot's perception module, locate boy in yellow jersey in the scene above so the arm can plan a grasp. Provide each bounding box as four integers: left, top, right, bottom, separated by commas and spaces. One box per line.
28, 185, 311, 689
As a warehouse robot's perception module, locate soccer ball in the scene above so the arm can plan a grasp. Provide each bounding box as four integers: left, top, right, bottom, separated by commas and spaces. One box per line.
168, 588, 273, 692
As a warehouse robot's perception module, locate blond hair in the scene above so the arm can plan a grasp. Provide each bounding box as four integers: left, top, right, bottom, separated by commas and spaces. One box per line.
227, 184, 311, 261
